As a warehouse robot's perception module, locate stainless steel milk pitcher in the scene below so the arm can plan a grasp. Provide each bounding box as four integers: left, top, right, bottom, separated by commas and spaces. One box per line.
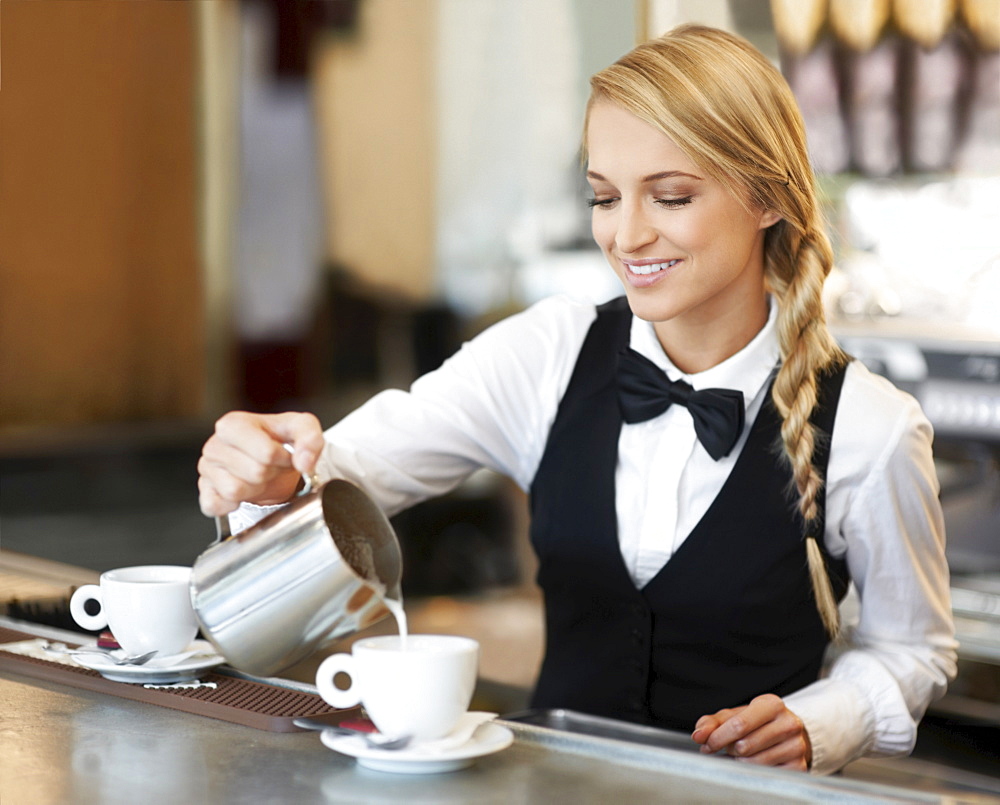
190, 478, 403, 677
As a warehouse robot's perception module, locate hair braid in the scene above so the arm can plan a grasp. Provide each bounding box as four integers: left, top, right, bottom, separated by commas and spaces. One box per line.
769, 223, 848, 638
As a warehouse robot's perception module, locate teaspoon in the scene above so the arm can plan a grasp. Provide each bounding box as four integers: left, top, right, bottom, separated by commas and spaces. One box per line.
292, 719, 413, 750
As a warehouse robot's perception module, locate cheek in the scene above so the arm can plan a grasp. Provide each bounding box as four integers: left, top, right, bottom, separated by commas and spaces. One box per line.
591, 215, 614, 252
683, 210, 757, 262
703, 229, 762, 278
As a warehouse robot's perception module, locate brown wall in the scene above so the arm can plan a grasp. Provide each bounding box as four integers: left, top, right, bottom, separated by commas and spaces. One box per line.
0, 1, 204, 431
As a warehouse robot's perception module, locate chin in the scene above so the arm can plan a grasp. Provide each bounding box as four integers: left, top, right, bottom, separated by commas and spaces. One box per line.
621, 289, 680, 324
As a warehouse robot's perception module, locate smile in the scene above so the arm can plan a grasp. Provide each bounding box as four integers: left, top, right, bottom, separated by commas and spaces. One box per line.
625, 259, 681, 276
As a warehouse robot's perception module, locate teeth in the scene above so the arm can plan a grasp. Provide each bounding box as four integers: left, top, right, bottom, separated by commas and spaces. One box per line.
628, 259, 679, 275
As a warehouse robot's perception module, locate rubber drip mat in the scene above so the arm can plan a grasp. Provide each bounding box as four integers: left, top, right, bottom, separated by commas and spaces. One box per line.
0, 626, 339, 731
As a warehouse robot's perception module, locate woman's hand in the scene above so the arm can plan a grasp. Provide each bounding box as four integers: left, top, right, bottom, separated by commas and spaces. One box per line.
690, 693, 812, 771
197, 411, 326, 516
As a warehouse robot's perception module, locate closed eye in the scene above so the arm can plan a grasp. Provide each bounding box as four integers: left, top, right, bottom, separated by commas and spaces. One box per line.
587, 196, 694, 209
656, 196, 694, 208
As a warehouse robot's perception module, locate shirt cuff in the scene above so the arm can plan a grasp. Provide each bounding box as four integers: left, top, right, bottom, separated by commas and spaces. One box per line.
784, 678, 875, 775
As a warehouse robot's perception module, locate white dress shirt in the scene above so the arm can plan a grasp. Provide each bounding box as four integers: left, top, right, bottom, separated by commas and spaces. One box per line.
234, 293, 957, 774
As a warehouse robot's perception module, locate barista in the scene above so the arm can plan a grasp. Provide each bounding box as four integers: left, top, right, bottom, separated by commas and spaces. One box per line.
198, 25, 956, 774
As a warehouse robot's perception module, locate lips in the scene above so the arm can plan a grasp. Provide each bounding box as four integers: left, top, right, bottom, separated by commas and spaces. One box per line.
624, 259, 682, 276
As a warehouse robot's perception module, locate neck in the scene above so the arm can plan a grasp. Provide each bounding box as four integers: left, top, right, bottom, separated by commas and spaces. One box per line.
653, 292, 769, 374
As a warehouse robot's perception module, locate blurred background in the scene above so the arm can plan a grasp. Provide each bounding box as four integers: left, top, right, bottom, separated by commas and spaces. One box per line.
1, 0, 999, 783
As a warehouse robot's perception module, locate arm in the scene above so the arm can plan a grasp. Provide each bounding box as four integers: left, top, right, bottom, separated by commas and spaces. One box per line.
198, 295, 593, 522
783, 389, 957, 774
313, 296, 593, 514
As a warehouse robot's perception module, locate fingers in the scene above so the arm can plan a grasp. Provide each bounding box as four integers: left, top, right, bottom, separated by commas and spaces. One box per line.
259, 412, 326, 475
691, 694, 811, 771
197, 411, 324, 516
691, 700, 755, 750
197, 470, 240, 517
690, 707, 737, 746
197, 441, 286, 515
214, 411, 323, 471
741, 734, 810, 770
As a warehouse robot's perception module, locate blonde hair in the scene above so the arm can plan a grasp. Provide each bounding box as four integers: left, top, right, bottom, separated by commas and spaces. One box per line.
588, 24, 848, 637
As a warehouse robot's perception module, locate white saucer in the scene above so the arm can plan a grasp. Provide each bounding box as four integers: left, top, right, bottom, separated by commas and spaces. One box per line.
321, 722, 514, 775
70, 640, 224, 684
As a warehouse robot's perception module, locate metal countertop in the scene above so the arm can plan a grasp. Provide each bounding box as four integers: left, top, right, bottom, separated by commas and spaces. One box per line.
3, 666, 984, 805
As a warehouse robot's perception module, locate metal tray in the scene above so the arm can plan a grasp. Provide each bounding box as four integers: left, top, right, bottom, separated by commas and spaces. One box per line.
501, 709, 951, 804
504, 707, 697, 751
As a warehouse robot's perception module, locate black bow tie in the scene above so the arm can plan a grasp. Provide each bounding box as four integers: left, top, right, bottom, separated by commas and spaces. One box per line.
617, 348, 746, 460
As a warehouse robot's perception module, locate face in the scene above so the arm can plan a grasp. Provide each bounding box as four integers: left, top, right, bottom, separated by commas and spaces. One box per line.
585, 101, 780, 339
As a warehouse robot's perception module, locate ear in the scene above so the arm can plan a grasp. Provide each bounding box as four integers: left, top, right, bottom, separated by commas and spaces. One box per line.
758, 209, 782, 229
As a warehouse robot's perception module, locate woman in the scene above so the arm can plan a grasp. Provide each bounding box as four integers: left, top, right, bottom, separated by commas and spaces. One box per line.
198, 25, 956, 774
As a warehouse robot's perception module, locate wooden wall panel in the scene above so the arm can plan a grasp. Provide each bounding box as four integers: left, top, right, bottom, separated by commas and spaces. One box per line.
0, 0, 204, 430
313, 0, 437, 302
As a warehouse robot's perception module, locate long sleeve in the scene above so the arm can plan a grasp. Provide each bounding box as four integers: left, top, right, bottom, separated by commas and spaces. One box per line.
230, 295, 594, 533
785, 363, 958, 775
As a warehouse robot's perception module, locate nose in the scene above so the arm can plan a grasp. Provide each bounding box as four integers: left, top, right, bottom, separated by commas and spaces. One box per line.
614, 201, 657, 255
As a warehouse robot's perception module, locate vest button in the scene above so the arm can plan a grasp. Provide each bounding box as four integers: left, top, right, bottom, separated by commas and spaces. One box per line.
631, 628, 643, 645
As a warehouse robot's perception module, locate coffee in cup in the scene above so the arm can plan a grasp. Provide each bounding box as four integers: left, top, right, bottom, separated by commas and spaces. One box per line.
316, 634, 479, 741
69, 565, 199, 657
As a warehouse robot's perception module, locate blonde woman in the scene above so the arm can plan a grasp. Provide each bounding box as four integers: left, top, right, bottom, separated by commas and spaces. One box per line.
198, 25, 956, 774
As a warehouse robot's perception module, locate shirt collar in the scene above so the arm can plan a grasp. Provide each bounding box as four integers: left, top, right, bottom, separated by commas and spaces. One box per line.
628, 298, 780, 405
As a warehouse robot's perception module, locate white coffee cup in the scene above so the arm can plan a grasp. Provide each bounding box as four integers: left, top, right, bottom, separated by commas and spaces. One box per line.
69, 565, 199, 657
316, 634, 479, 741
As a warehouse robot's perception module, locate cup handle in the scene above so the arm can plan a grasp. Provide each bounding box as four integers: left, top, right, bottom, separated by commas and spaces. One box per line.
213, 443, 320, 544
315, 653, 361, 709
69, 585, 108, 631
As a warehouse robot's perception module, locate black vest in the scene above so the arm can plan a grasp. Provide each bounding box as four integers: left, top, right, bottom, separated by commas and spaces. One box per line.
529, 297, 849, 731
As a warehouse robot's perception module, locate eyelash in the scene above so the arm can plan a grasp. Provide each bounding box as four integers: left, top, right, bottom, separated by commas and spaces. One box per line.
658, 196, 694, 208
586, 196, 694, 209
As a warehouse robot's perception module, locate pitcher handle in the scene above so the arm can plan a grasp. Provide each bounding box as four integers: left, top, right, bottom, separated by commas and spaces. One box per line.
213, 444, 320, 544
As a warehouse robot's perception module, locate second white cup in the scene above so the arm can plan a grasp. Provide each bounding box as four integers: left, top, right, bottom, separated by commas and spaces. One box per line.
69, 565, 199, 657
316, 634, 479, 742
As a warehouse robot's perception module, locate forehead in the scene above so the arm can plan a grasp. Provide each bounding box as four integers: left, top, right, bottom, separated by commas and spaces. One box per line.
585, 101, 699, 178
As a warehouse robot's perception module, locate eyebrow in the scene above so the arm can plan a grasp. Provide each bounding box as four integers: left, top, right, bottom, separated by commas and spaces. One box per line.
586, 170, 704, 182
